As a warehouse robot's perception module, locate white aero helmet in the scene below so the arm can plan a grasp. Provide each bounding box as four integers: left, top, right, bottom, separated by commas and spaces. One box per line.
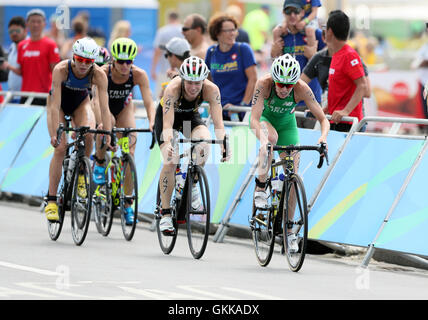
271, 53, 301, 84
72, 37, 99, 60
179, 56, 210, 81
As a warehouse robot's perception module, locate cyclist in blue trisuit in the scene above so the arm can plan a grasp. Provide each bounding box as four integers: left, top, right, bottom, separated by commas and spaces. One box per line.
45, 37, 112, 221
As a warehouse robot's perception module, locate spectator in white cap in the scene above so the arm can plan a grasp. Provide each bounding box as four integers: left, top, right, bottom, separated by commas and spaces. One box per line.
158, 37, 191, 98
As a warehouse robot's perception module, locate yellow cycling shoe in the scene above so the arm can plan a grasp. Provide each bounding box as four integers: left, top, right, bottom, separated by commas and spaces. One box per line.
77, 174, 87, 198
45, 202, 59, 221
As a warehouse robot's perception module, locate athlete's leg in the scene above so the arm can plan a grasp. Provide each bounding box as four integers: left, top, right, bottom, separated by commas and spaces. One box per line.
72, 96, 96, 157
256, 121, 278, 189
47, 97, 67, 201
115, 102, 138, 223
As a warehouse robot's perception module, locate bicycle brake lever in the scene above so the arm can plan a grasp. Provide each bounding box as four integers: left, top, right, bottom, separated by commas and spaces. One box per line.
222, 134, 229, 161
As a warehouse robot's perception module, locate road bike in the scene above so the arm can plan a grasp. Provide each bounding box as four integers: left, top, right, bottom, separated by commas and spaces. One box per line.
93, 127, 155, 241
154, 134, 228, 259
250, 143, 328, 272
46, 118, 109, 245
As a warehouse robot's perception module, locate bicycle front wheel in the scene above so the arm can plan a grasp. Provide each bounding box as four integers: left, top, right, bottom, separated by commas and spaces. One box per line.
281, 174, 308, 272
186, 165, 210, 259
119, 155, 138, 241
70, 156, 93, 246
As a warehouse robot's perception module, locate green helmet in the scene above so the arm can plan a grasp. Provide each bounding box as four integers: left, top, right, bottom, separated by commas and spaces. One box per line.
110, 37, 138, 60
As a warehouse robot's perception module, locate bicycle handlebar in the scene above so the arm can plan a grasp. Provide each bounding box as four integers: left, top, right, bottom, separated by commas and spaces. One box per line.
267, 142, 329, 169
55, 123, 111, 147
173, 134, 229, 160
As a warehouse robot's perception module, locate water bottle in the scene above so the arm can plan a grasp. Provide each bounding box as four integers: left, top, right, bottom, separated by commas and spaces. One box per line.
67, 150, 77, 182
271, 173, 285, 206
175, 167, 186, 200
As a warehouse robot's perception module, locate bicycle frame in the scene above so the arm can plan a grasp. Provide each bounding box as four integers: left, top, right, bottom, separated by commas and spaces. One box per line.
94, 128, 154, 206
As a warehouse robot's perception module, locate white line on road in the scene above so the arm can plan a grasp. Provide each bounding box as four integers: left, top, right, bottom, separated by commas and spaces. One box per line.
177, 285, 237, 300
221, 287, 282, 300
0, 286, 55, 298
0, 261, 59, 276
17, 282, 92, 299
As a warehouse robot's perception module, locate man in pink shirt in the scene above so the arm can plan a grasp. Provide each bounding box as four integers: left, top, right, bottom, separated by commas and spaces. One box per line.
325, 10, 367, 132
8, 9, 60, 105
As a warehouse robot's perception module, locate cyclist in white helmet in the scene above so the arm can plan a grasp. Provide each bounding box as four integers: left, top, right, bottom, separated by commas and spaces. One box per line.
250, 53, 330, 209
44, 37, 112, 222
154, 56, 230, 234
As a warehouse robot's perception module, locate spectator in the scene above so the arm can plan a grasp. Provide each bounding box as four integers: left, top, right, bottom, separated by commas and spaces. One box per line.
76, 10, 106, 46
182, 13, 209, 60
2, 16, 27, 102
274, 0, 321, 49
411, 23, 428, 124
206, 13, 257, 121
108, 20, 132, 50
301, 24, 371, 127
271, 0, 325, 128
151, 11, 183, 98
7, 9, 60, 105
225, 5, 250, 44
60, 15, 88, 59
242, 5, 270, 65
324, 10, 367, 132
158, 37, 191, 99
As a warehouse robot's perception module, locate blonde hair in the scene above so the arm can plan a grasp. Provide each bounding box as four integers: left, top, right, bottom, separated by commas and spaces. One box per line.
108, 20, 131, 49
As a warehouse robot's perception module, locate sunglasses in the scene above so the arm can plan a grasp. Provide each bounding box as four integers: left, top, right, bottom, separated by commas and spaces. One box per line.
73, 55, 94, 64
164, 52, 172, 59
8, 28, 23, 34
182, 27, 194, 32
284, 7, 302, 15
115, 59, 133, 65
275, 82, 294, 89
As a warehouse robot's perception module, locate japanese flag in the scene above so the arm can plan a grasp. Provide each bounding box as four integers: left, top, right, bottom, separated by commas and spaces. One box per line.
350, 58, 359, 67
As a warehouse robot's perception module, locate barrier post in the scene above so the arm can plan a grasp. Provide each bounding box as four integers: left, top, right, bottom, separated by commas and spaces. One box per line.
359, 118, 428, 268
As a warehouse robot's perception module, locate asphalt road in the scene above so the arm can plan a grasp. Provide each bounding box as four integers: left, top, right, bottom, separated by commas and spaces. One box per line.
1, 202, 428, 302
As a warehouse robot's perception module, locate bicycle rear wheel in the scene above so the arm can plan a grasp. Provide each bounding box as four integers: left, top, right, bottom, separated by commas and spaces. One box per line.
119, 155, 138, 241
281, 174, 308, 272
155, 183, 178, 255
93, 160, 113, 237
186, 165, 210, 259
47, 181, 67, 241
70, 156, 93, 246
250, 188, 276, 267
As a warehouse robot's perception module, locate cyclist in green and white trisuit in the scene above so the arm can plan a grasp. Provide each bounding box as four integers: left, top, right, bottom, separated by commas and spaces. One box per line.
250, 53, 330, 209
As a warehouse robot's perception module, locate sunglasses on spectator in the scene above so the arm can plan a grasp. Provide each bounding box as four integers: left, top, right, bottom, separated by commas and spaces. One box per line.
164, 52, 173, 59
182, 27, 194, 32
8, 28, 22, 34
284, 7, 302, 15
275, 82, 294, 89
115, 59, 133, 65
221, 28, 237, 33
74, 55, 94, 64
